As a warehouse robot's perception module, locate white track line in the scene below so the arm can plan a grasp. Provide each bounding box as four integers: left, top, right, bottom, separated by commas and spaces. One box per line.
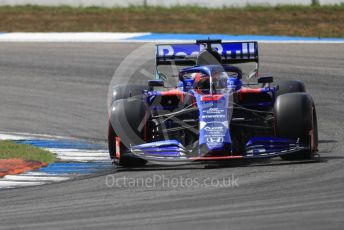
0, 32, 150, 42
0, 132, 72, 140
4, 175, 70, 182
0, 133, 35, 140
57, 152, 108, 157
48, 148, 109, 156
0, 181, 46, 188
46, 148, 110, 162
57, 156, 109, 162
23, 172, 66, 176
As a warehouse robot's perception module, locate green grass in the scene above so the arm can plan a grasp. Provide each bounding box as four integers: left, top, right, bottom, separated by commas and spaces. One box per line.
1, 4, 343, 13
2, 4, 344, 11
0, 140, 56, 163
0, 5, 343, 37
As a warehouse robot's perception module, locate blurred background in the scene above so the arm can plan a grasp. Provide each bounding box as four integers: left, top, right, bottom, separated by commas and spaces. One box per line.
0, 0, 343, 37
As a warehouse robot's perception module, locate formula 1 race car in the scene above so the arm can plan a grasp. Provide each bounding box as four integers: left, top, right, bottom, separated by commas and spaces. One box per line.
108, 39, 318, 167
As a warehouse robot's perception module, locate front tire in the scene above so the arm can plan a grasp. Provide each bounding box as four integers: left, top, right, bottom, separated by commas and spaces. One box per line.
274, 93, 318, 160
108, 99, 148, 167
108, 123, 147, 167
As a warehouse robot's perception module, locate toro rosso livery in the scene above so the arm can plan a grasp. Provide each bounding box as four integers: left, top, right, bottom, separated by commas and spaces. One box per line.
108, 40, 318, 167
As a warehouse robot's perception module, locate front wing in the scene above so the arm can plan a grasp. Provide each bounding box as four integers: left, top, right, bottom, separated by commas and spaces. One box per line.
128, 137, 306, 163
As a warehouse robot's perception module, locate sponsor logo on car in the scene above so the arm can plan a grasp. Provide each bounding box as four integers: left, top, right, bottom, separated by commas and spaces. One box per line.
202, 115, 226, 119
206, 137, 224, 143
204, 126, 224, 131
204, 108, 225, 114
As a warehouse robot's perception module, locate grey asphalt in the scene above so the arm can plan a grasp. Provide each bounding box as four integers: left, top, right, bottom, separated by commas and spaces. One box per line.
0, 42, 343, 230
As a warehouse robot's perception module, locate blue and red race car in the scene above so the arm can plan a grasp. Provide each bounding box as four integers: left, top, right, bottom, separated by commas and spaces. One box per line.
108, 39, 318, 167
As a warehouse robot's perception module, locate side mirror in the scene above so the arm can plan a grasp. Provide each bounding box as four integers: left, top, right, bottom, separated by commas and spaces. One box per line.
258, 76, 273, 84
148, 80, 164, 89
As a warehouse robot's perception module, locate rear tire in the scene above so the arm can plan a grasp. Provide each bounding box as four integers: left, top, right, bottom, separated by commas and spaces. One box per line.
110, 84, 149, 103
275, 80, 306, 97
274, 93, 318, 160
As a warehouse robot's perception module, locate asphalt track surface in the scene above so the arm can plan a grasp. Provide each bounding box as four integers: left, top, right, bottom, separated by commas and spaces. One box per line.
0, 43, 343, 230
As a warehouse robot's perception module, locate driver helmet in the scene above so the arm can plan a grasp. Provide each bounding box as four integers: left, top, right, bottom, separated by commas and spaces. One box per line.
193, 72, 210, 90
212, 71, 228, 89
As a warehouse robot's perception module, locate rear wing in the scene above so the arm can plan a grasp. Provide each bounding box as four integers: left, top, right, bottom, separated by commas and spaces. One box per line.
156, 40, 259, 66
